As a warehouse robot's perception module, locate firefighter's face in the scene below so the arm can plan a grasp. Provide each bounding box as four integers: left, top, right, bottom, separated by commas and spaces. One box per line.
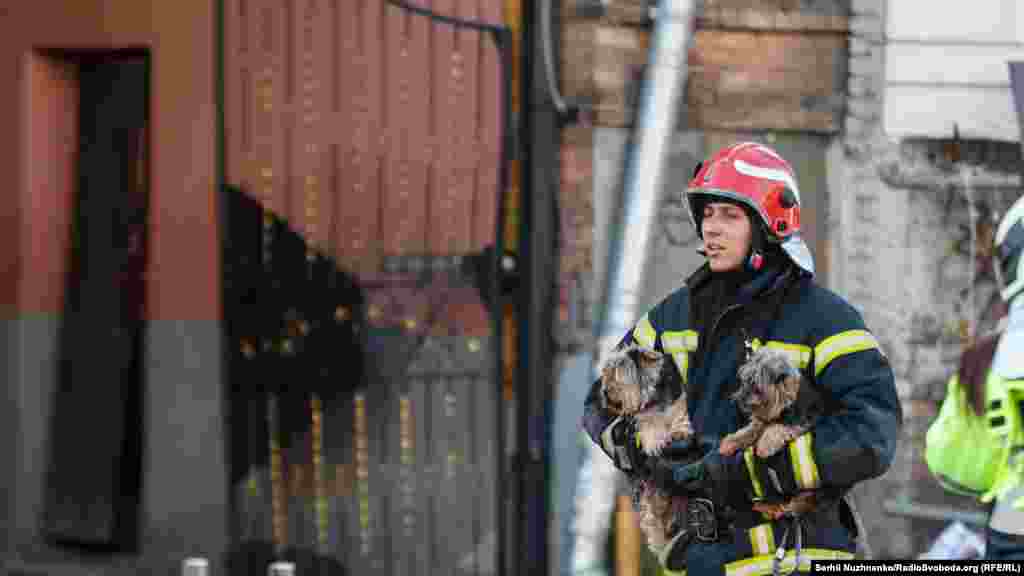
702, 202, 752, 272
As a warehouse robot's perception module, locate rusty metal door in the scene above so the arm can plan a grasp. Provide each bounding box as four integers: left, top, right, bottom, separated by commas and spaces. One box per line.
222, 1, 512, 574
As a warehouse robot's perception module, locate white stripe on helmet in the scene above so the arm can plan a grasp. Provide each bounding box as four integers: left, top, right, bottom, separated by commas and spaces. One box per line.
733, 159, 801, 205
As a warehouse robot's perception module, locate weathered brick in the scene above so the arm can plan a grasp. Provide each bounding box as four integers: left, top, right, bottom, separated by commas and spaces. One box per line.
685, 29, 845, 132
849, 36, 877, 57
904, 399, 939, 420
562, 21, 595, 98
590, 24, 647, 127
601, 0, 649, 25
734, 9, 777, 30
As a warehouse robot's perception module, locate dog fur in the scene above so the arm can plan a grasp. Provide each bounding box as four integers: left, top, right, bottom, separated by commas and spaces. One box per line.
719, 346, 823, 520
598, 344, 693, 554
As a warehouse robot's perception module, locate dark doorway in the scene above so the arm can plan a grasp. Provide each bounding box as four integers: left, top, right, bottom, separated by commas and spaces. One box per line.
43, 52, 150, 554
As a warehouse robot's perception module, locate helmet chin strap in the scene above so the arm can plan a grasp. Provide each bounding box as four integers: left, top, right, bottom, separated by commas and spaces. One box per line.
745, 222, 769, 272
746, 250, 764, 272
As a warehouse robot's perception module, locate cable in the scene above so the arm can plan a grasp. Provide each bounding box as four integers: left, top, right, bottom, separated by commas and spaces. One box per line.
384, 0, 509, 33
540, 0, 570, 115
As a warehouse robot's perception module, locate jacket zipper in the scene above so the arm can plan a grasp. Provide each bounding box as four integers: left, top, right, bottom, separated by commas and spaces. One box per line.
703, 272, 793, 358
708, 303, 743, 349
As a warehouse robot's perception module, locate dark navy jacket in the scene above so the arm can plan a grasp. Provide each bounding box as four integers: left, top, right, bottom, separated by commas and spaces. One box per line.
583, 263, 902, 575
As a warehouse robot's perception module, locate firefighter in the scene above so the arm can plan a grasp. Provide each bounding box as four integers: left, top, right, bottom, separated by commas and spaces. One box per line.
582, 142, 902, 575
982, 193, 1024, 560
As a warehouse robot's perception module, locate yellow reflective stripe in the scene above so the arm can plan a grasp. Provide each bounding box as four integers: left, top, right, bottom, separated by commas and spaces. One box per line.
682, 330, 698, 351
657, 549, 854, 576
789, 432, 821, 490
745, 338, 811, 370
662, 330, 698, 352
725, 549, 855, 576
762, 341, 811, 370
601, 416, 624, 456
744, 447, 765, 499
814, 329, 881, 376
662, 331, 685, 352
672, 352, 689, 385
634, 314, 657, 348
662, 330, 696, 385
748, 524, 775, 556
1004, 378, 1024, 392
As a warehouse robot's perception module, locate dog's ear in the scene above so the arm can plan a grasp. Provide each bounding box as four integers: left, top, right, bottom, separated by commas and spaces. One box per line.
782, 373, 802, 399
635, 347, 662, 369
773, 370, 790, 386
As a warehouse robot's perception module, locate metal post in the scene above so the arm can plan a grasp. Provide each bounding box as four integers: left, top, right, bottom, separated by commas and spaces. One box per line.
571, 2, 694, 574
268, 561, 296, 576
594, 0, 695, 358
182, 557, 209, 576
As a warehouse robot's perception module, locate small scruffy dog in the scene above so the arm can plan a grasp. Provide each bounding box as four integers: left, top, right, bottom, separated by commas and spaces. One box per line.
719, 346, 823, 519
598, 344, 693, 556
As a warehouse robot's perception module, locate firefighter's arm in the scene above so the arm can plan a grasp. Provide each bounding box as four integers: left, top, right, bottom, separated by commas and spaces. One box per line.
581, 312, 662, 471
746, 304, 903, 496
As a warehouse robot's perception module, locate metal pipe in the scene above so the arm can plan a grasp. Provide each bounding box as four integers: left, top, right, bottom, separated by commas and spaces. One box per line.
569, 3, 694, 573
594, 0, 694, 356
182, 557, 209, 576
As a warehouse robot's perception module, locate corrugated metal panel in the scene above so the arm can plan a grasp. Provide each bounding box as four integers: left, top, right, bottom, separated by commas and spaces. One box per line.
383, 3, 430, 259
343, 1, 385, 279
226, 0, 505, 293
224, 2, 509, 574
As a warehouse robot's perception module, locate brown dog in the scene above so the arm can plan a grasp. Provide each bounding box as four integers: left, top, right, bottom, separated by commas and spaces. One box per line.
599, 344, 693, 555
719, 346, 823, 520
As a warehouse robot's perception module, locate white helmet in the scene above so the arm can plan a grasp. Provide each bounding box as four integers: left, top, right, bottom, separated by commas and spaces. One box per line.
994, 194, 1024, 303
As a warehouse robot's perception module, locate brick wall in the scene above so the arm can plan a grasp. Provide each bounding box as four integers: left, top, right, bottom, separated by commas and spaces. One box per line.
556, 0, 1023, 564
556, 0, 851, 340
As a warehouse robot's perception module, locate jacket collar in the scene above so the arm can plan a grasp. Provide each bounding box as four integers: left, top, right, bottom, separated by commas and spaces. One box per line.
685, 260, 798, 304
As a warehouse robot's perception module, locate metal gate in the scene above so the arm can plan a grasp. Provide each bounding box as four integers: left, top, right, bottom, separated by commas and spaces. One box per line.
222, 1, 512, 574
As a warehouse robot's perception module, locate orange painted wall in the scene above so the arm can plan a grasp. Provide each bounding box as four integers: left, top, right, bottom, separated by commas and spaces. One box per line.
0, 0, 218, 320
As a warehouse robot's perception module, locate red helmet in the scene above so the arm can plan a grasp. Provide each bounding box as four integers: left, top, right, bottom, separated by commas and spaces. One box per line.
686, 142, 814, 275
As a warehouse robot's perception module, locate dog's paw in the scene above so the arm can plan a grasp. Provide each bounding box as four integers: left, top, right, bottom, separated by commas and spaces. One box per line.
752, 501, 787, 521
719, 437, 740, 456
669, 418, 694, 441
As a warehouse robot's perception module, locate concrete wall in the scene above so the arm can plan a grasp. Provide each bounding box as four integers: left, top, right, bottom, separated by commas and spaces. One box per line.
839, 0, 1023, 558
884, 0, 1024, 141
0, 2, 227, 574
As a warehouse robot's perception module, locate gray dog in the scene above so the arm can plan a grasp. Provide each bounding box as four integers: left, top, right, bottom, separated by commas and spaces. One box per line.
720, 346, 823, 519
598, 344, 693, 556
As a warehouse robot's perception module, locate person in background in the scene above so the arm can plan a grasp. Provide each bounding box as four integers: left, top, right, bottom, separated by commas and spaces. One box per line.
980, 193, 1024, 560
582, 142, 902, 575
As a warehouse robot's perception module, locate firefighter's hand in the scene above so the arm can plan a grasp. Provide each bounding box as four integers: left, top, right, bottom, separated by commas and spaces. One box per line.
649, 438, 752, 511
598, 416, 651, 474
